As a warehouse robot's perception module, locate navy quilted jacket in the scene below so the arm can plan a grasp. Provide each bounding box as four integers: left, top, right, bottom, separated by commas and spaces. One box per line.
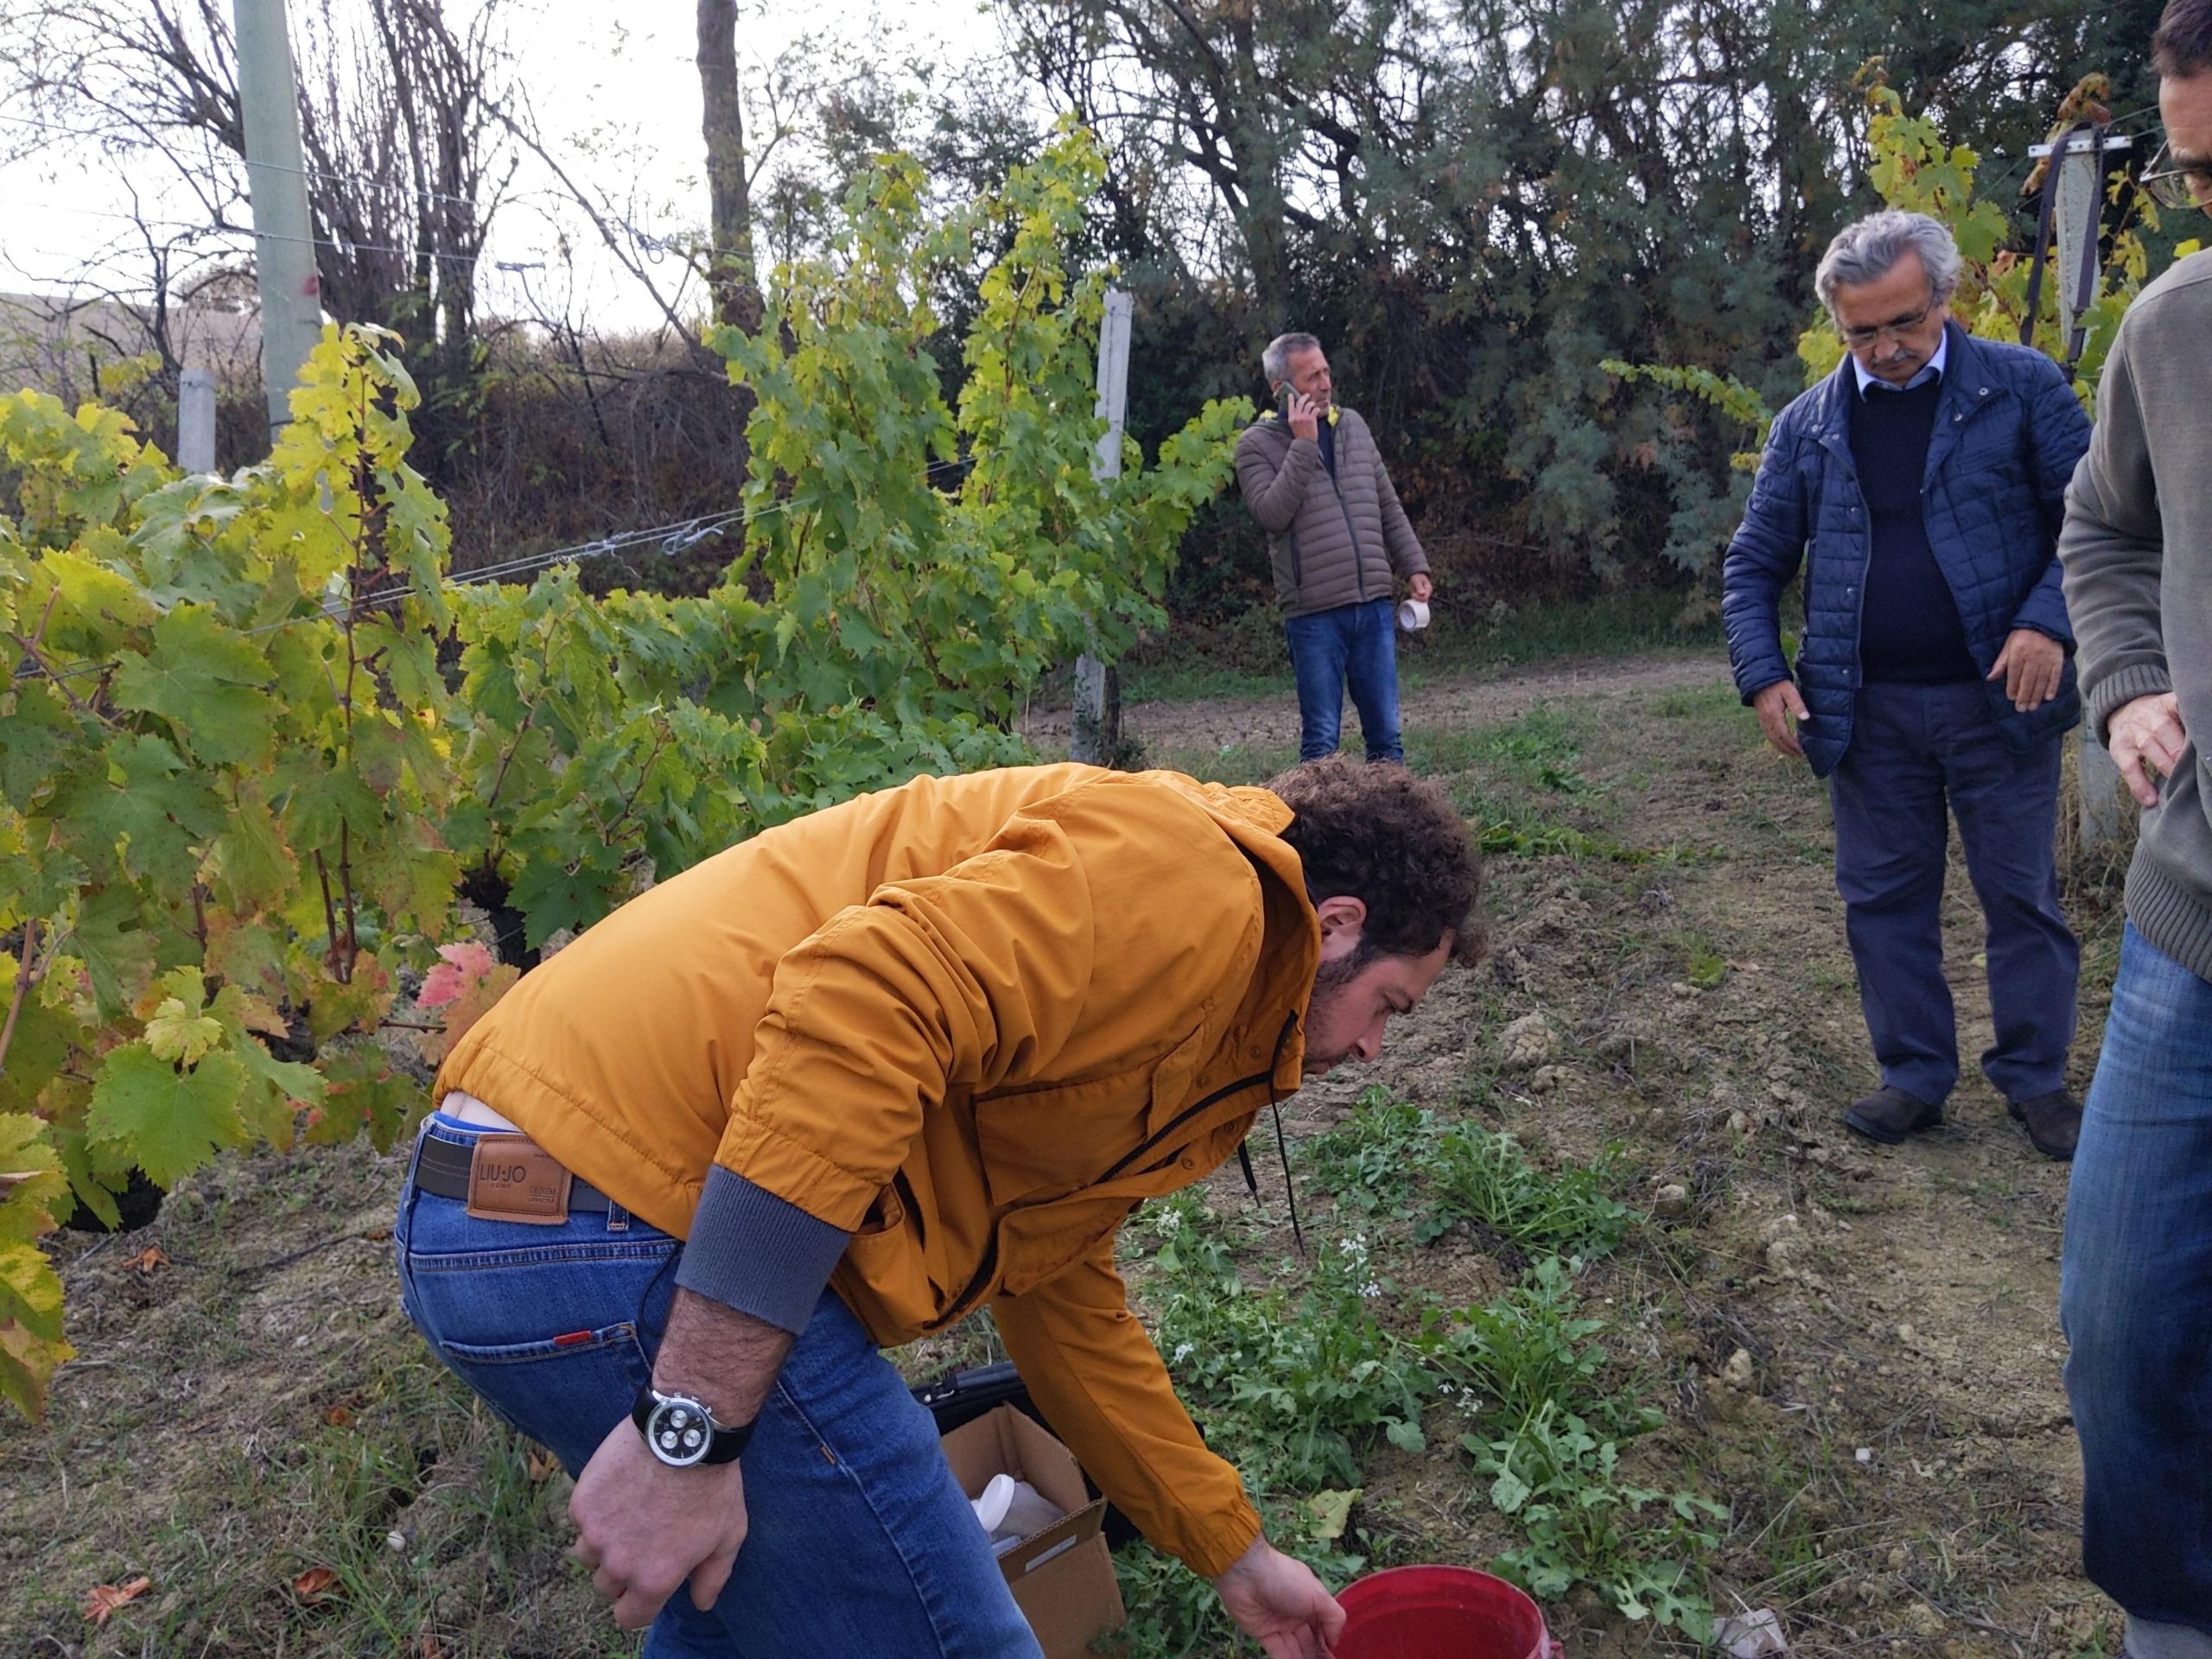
1721, 322, 2088, 777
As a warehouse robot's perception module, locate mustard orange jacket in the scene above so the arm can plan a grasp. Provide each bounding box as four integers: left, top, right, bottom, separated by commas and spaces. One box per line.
436, 764, 1320, 1576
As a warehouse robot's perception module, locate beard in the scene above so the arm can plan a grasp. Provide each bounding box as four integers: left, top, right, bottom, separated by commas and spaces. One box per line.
1301, 953, 1363, 1074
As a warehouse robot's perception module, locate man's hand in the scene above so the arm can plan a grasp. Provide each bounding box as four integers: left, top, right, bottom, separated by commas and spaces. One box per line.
1751, 678, 1810, 759
1988, 628, 2067, 713
2108, 691, 2190, 808
1408, 572, 1433, 604
571, 1417, 749, 1630
1213, 1535, 1344, 1659
1286, 390, 1320, 442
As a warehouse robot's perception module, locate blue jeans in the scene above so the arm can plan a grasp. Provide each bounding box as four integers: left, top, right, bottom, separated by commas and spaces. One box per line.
395, 1117, 1043, 1659
1827, 680, 2077, 1106
1284, 599, 1402, 763
2062, 924, 2212, 1654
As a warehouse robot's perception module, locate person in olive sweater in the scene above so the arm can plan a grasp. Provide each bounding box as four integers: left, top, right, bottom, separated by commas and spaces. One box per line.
2056, 1, 2212, 1646
1235, 334, 1432, 764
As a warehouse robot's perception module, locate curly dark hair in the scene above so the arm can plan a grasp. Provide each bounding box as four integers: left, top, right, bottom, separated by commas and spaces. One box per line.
1267, 758, 1486, 969
2158, 0, 2212, 75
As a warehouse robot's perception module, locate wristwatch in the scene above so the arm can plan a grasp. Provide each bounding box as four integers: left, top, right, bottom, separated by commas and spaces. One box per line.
631, 1385, 754, 1467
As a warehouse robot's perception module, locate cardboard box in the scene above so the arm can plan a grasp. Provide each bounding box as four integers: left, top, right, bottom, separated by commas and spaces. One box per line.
941, 1403, 1127, 1657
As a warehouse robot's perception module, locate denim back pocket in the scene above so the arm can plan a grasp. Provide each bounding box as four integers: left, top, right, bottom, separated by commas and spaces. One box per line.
435, 1319, 656, 1475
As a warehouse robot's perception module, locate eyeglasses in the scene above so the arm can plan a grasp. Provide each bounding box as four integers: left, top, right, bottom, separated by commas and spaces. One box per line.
1838, 298, 1936, 349
2142, 143, 2212, 211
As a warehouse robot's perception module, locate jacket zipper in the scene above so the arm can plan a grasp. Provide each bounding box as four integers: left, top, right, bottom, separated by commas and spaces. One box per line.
1334, 480, 1366, 601
933, 1015, 1299, 1328
1326, 422, 1366, 601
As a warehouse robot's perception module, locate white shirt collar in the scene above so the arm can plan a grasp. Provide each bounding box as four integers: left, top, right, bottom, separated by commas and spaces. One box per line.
1853, 331, 1948, 397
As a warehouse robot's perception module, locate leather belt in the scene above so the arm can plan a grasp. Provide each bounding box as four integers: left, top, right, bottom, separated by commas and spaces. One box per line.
412, 1132, 615, 1213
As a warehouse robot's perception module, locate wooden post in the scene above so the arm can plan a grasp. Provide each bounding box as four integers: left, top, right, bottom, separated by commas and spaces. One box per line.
177, 366, 217, 474
1071, 288, 1133, 766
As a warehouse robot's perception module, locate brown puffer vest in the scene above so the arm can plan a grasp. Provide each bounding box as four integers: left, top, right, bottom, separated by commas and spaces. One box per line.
1234, 405, 1427, 617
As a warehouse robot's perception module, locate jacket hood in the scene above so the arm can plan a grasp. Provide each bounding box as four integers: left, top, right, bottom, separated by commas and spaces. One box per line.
1135, 769, 1319, 1089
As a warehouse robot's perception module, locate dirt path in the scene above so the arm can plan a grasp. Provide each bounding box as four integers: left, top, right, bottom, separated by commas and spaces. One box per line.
1023, 652, 1728, 755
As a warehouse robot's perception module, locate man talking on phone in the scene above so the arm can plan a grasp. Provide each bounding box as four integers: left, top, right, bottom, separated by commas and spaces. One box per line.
1236, 333, 1432, 765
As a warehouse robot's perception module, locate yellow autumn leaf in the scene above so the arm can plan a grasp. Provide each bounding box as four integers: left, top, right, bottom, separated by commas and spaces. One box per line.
143, 997, 224, 1067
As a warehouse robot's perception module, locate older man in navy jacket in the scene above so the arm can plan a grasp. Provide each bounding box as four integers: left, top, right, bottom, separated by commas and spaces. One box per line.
1722, 210, 2089, 1159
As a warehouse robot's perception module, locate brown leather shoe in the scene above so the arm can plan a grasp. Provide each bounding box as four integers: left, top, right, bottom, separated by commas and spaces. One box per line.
2009, 1088, 2081, 1161
1843, 1085, 1943, 1144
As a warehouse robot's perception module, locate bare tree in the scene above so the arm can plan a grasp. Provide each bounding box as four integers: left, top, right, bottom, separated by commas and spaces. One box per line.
696, 0, 761, 334
1, 0, 519, 378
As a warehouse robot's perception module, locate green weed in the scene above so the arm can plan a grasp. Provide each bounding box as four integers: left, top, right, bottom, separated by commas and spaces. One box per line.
1429, 1260, 1722, 1637
1300, 1086, 1434, 1218
1425, 1125, 1639, 1261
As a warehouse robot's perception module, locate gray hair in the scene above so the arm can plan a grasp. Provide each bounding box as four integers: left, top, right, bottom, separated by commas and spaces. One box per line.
1261, 331, 1322, 387
1815, 211, 1963, 315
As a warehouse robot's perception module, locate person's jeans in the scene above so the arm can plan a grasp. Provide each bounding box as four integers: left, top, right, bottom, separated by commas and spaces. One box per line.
2062, 923, 2212, 1653
1827, 679, 2078, 1106
1284, 598, 1402, 762
394, 1116, 1043, 1659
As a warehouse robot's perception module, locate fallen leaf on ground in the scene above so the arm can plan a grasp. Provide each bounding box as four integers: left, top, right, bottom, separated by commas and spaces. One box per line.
525, 1446, 561, 1482
84, 1577, 151, 1624
418, 1634, 448, 1658
292, 1566, 341, 1603
323, 1404, 353, 1427
126, 1245, 168, 1274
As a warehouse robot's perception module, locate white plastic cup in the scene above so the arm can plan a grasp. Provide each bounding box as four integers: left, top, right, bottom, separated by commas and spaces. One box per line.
1396, 598, 1430, 632
970, 1474, 1064, 1544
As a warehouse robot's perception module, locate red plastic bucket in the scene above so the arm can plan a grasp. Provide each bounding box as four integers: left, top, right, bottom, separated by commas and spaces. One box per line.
1333, 1566, 1560, 1659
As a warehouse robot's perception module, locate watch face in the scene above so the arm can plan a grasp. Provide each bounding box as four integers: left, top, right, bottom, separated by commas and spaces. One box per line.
645, 1395, 715, 1467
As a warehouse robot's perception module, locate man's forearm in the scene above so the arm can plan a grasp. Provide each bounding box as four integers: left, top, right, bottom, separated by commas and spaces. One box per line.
652, 1287, 795, 1427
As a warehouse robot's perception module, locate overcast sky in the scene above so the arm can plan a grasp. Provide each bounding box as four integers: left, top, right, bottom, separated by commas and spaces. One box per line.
0, 0, 1007, 334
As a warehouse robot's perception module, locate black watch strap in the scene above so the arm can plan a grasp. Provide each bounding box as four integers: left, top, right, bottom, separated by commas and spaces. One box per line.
632, 1385, 754, 1466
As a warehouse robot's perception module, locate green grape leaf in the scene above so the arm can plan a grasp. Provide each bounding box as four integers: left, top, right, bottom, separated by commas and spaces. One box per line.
143, 997, 224, 1067
54, 732, 226, 882
0, 995, 77, 1114
0, 1238, 65, 1344
65, 885, 162, 1019
40, 548, 157, 635
0, 679, 79, 809
273, 756, 385, 853
0, 1243, 73, 1420
302, 953, 393, 1046
311, 1045, 422, 1152
207, 784, 292, 913
0, 849, 90, 921
0, 1113, 70, 1243
86, 1044, 250, 1189
111, 605, 276, 768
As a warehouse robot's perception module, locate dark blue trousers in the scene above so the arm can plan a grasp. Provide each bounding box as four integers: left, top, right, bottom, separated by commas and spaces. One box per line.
1284, 598, 1402, 763
1827, 679, 2077, 1107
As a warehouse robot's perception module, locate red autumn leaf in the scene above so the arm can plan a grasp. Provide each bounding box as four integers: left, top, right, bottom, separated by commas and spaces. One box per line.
292, 1566, 341, 1603
83, 1576, 151, 1624
127, 1245, 168, 1274
416, 942, 495, 1008
323, 1405, 353, 1427
411, 943, 519, 1066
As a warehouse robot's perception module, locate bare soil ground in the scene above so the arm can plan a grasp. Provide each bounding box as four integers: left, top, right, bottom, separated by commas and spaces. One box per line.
0, 652, 2122, 1657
